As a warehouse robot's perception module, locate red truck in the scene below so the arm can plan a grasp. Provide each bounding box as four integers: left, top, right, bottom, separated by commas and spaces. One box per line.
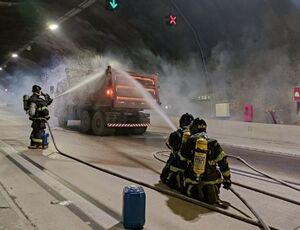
54, 66, 160, 135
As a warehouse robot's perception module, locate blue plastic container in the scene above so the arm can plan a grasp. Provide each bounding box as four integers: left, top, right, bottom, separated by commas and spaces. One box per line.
43, 133, 49, 146
123, 185, 146, 229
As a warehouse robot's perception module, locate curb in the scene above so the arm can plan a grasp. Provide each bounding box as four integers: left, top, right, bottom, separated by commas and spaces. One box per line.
219, 142, 300, 158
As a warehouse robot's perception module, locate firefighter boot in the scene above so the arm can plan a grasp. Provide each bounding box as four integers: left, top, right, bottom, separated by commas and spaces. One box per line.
28, 140, 38, 149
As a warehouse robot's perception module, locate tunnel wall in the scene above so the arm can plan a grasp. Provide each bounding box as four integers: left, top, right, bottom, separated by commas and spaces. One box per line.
151, 116, 300, 145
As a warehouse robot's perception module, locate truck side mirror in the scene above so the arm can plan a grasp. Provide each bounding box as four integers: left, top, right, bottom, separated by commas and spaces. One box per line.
50, 86, 55, 94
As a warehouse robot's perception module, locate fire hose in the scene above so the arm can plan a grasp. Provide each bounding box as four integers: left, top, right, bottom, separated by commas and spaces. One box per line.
227, 154, 300, 192
46, 122, 279, 230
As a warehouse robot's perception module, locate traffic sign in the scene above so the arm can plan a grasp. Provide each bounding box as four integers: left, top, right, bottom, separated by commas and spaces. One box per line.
107, 0, 119, 10
169, 15, 177, 25
294, 87, 300, 102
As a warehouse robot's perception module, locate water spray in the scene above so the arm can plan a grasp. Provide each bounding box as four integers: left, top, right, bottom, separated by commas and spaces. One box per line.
116, 69, 177, 131
53, 70, 104, 100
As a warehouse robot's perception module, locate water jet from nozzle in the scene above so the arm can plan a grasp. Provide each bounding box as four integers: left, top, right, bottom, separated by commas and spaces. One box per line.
54, 71, 103, 99
116, 69, 176, 131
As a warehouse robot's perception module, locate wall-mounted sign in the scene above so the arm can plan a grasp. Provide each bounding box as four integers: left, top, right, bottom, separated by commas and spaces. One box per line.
294, 87, 300, 102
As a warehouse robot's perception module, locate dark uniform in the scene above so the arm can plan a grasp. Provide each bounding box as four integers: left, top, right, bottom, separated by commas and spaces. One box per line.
28, 85, 52, 149
181, 118, 231, 204
160, 113, 193, 191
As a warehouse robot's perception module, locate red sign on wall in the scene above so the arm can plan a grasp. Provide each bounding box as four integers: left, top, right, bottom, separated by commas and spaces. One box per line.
294, 87, 300, 102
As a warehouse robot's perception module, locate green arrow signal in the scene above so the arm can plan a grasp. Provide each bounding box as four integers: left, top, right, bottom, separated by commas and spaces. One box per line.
109, 0, 118, 9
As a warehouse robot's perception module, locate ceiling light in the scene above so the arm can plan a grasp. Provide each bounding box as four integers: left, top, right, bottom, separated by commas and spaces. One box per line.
48, 23, 59, 31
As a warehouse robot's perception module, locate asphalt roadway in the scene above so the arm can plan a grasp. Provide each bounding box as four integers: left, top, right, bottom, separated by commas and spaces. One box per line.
0, 107, 299, 230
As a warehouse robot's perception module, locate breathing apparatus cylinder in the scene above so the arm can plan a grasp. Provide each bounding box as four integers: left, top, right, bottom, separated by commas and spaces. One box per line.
23, 95, 30, 111
182, 131, 191, 143
193, 137, 207, 179
28, 103, 36, 117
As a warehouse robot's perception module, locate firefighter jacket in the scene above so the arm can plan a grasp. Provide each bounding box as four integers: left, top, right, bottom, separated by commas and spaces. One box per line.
28, 93, 52, 121
165, 127, 190, 172
181, 132, 231, 185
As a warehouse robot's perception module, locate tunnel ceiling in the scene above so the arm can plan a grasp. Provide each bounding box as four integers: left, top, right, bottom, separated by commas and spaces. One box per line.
1, 0, 300, 70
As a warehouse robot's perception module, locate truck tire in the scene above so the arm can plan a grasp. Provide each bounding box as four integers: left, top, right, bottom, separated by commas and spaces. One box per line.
80, 110, 91, 133
91, 111, 107, 135
58, 117, 68, 128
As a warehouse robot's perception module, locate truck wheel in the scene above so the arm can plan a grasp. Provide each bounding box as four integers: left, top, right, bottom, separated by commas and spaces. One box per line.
80, 110, 91, 133
58, 117, 68, 128
91, 111, 106, 135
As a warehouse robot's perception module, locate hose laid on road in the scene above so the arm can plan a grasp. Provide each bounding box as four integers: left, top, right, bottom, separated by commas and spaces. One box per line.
46, 122, 278, 230
232, 181, 300, 206
154, 151, 300, 206
230, 188, 270, 230
227, 155, 300, 192
232, 168, 300, 187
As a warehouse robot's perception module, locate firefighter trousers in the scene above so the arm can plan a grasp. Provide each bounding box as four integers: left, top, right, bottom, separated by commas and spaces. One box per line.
160, 164, 185, 191
30, 120, 46, 146
185, 182, 220, 204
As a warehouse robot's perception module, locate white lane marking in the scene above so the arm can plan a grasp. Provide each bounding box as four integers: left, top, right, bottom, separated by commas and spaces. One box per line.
0, 140, 119, 229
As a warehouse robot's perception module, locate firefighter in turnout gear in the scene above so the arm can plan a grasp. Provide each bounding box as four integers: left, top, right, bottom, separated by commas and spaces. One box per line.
181, 118, 231, 204
160, 113, 194, 191
26, 85, 53, 149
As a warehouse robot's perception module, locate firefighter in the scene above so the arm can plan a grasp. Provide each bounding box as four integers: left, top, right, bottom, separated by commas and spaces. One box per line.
160, 113, 194, 191
27, 85, 53, 149
181, 118, 231, 205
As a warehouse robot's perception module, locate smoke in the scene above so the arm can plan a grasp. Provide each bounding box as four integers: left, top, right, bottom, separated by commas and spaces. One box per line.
207, 7, 300, 124
31, 48, 207, 128
291, 0, 300, 9
0, 71, 41, 114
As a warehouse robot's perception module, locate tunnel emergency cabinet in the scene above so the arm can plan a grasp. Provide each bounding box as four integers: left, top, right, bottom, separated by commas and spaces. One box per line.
244, 104, 253, 122
294, 87, 300, 123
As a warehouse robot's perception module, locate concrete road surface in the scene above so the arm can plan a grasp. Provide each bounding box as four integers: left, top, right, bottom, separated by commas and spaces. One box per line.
0, 107, 299, 230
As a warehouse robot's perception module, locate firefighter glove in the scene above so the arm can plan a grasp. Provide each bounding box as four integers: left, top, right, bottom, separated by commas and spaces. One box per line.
223, 179, 231, 190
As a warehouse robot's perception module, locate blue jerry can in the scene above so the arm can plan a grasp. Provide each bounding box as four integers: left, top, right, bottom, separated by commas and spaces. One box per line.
43, 133, 49, 145
123, 185, 146, 229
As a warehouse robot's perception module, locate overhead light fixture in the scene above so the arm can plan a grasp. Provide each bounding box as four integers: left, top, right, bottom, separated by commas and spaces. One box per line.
48, 23, 59, 31
11, 53, 18, 58
0, 67, 3, 70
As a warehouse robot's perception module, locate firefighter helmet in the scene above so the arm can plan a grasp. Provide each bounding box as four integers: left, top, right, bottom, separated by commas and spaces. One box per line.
32, 85, 42, 94
179, 113, 194, 128
190, 118, 207, 135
